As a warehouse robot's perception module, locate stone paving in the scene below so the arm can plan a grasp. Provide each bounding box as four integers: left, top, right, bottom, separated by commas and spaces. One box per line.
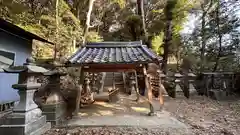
65, 94, 189, 134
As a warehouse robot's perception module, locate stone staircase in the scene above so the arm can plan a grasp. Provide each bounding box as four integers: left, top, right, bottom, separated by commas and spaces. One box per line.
93, 72, 125, 102
103, 72, 125, 92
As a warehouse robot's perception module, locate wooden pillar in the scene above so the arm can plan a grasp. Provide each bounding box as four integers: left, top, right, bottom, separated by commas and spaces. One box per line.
99, 72, 106, 93
112, 72, 116, 90
143, 66, 154, 115
122, 72, 127, 93
134, 71, 140, 101
74, 67, 84, 116
158, 71, 164, 110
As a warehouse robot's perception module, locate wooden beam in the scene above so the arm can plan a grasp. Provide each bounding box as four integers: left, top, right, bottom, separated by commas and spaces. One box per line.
65, 63, 151, 68
143, 66, 154, 115
83, 68, 136, 72
86, 44, 142, 48
84, 64, 138, 68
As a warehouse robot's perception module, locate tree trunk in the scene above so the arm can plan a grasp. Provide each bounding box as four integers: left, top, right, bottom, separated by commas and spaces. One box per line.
211, 0, 221, 88
72, 37, 76, 52
200, 0, 214, 72
140, 0, 148, 45
162, 0, 177, 74
54, 0, 59, 60
82, 0, 95, 45
200, 4, 206, 72
162, 20, 171, 74
137, 0, 148, 47
213, 0, 222, 72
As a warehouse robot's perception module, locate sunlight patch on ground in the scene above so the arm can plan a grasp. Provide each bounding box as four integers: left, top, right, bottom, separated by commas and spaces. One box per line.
92, 113, 101, 116
131, 106, 149, 112
98, 110, 114, 116
95, 101, 125, 110
79, 113, 88, 116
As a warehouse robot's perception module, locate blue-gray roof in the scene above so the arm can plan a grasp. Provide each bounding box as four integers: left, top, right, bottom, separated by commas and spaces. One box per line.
67, 41, 162, 65
0, 18, 53, 45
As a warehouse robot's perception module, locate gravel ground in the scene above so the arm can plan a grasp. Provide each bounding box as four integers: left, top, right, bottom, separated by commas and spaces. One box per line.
164, 95, 240, 135
44, 127, 177, 135
43, 95, 240, 135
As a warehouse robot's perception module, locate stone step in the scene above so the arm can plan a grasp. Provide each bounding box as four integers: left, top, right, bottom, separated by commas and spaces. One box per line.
105, 77, 122, 80
42, 109, 65, 121
29, 122, 51, 135
0, 115, 50, 135
115, 82, 124, 85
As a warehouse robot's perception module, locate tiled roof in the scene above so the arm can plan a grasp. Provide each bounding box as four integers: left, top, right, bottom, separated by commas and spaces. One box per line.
0, 18, 53, 45
67, 41, 161, 65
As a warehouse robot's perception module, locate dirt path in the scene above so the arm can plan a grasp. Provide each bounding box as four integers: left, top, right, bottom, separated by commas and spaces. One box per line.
43, 94, 240, 135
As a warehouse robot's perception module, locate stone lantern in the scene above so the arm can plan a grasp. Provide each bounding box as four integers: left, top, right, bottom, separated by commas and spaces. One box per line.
0, 58, 51, 135
41, 70, 67, 125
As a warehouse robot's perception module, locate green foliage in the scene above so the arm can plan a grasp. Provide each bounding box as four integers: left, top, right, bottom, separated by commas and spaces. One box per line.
0, 0, 85, 59
3, 0, 238, 74
172, 0, 195, 36
182, 0, 240, 72
86, 31, 103, 42
111, 0, 126, 8
152, 32, 164, 55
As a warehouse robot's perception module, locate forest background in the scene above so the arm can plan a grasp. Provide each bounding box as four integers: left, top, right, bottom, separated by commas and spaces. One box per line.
0, 0, 240, 73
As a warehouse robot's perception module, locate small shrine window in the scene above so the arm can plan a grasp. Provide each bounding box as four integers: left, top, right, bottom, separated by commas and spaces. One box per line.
0, 49, 15, 72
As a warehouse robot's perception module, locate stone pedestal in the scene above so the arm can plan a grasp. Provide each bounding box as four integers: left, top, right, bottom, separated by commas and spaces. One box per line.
42, 101, 66, 125
159, 71, 168, 97
209, 89, 227, 100
129, 76, 138, 100
41, 71, 66, 126
174, 73, 197, 98
174, 73, 184, 97
188, 73, 197, 96
0, 58, 51, 135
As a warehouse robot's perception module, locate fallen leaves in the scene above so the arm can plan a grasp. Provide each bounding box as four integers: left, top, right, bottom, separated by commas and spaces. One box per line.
44, 127, 173, 135
164, 96, 240, 135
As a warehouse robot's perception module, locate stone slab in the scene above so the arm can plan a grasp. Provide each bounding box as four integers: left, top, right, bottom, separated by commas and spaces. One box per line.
0, 115, 50, 135
208, 89, 234, 100
2, 108, 42, 125
46, 118, 64, 126
28, 122, 51, 135
42, 109, 65, 121
67, 111, 189, 133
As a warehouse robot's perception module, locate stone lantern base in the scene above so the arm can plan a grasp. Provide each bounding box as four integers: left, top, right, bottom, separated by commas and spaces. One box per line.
42, 101, 66, 125
0, 84, 51, 135
0, 115, 50, 135
42, 91, 66, 126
